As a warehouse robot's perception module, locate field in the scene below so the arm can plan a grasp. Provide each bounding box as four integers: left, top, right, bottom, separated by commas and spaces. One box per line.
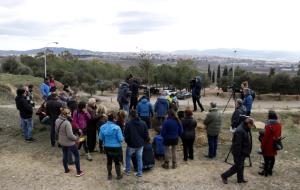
0, 94, 300, 190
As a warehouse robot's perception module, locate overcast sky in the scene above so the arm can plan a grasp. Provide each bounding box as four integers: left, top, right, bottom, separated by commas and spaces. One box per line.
0, 0, 300, 52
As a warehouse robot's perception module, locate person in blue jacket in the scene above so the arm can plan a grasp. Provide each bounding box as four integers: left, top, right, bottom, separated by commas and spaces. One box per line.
40, 78, 50, 101
99, 112, 124, 180
161, 109, 183, 169
243, 88, 253, 116
137, 96, 153, 129
154, 92, 169, 126
153, 131, 165, 160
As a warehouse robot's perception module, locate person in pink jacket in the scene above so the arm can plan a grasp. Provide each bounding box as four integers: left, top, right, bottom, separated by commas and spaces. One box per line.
72, 101, 92, 161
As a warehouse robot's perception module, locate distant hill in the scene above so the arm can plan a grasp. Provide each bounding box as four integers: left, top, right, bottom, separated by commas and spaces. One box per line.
1, 47, 300, 61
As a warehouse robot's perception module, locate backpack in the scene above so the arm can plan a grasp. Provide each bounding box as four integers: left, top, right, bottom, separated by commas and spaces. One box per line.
117, 83, 129, 102
250, 90, 256, 101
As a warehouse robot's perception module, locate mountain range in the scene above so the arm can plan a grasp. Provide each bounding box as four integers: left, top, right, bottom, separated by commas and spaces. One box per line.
1, 47, 300, 62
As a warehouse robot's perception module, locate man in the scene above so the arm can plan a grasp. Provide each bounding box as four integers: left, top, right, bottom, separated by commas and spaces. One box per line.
154, 92, 169, 127
40, 78, 50, 101
124, 110, 150, 177
46, 93, 63, 147
24, 85, 35, 107
191, 76, 204, 112
137, 96, 153, 129
15, 89, 35, 142
221, 118, 255, 184
117, 81, 131, 112
129, 78, 140, 110
243, 88, 253, 116
204, 102, 222, 158
231, 99, 247, 130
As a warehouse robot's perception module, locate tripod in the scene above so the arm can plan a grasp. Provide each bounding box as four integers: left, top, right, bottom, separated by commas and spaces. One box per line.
223, 89, 236, 114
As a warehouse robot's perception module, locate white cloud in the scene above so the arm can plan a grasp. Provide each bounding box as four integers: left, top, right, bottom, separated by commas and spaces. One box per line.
0, 0, 300, 52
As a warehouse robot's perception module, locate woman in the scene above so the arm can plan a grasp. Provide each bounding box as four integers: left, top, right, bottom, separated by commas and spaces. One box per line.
86, 98, 100, 152
259, 110, 282, 177
161, 110, 183, 169
181, 109, 197, 161
116, 110, 126, 133
72, 101, 92, 161
97, 104, 107, 153
55, 107, 84, 177
99, 112, 124, 180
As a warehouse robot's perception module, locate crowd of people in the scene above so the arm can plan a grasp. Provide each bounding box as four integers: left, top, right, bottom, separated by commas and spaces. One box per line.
14, 76, 282, 184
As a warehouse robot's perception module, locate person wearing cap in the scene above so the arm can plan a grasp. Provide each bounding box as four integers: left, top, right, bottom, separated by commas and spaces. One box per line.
243, 88, 253, 116
55, 107, 84, 177
231, 99, 247, 130
204, 102, 222, 158
15, 88, 35, 142
221, 118, 255, 184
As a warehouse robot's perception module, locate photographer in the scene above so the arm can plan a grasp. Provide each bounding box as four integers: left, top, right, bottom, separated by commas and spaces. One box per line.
231, 99, 247, 130
191, 77, 204, 112
221, 118, 255, 184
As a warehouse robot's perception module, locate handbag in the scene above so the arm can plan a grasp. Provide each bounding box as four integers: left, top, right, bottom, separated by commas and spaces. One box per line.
270, 126, 284, 151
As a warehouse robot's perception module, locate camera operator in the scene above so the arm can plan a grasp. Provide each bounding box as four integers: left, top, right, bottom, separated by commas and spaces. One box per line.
231, 99, 247, 131
221, 118, 255, 184
190, 77, 204, 112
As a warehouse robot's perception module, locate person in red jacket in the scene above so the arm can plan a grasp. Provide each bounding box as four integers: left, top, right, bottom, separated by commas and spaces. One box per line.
259, 110, 282, 177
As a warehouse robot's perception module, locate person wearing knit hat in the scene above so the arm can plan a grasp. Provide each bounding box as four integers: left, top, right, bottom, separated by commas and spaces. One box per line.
204, 102, 222, 158
231, 99, 247, 131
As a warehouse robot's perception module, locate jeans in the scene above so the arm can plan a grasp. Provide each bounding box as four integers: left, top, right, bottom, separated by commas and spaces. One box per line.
125, 146, 144, 176
207, 135, 218, 158
20, 118, 33, 140
122, 104, 130, 115
192, 96, 204, 111
182, 138, 195, 160
62, 145, 81, 173
222, 155, 246, 182
141, 116, 151, 129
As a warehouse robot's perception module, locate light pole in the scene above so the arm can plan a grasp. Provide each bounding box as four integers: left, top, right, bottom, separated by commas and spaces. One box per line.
44, 42, 58, 78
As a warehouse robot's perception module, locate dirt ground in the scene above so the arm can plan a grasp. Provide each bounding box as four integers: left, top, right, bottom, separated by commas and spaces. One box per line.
1, 97, 300, 190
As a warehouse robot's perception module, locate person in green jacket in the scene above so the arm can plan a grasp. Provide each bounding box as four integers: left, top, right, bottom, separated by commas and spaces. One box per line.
204, 102, 222, 158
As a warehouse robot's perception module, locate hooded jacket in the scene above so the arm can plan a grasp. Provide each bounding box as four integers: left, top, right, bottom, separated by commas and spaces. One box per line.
137, 98, 153, 117
55, 115, 78, 147
243, 94, 253, 112
72, 110, 91, 130
40, 82, 50, 98
124, 118, 149, 148
204, 108, 222, 136
261, 119, 282, 156
15, 95, 33, 119
117, 82, 130, 104
99, 121, 123, 148
154, 96, 169, 117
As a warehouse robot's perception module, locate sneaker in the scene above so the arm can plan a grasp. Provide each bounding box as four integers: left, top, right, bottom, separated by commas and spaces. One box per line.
135, 173, 142, 177
108, 175, 113, 180
161, 162, 169, 169
65, 168, 73, 173
123, 169, 131, 176
86, 153, 93, 161
76, 171, 85, 177
221, 175, 228, 184
116, 175, 123, 180
25, 138, 36, 142
172, 162, 177, 169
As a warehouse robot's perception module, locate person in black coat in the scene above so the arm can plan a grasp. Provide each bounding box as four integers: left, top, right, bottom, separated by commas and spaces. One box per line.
129, 78, 140, 110
15, 89, 35, 142
46, 93, 63, 147
221, 118, 255, 184
181, 109, 197, 161
231, 99, 247, 130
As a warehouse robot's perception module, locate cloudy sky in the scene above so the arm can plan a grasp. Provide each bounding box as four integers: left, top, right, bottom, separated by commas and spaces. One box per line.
0, 0, 300, 52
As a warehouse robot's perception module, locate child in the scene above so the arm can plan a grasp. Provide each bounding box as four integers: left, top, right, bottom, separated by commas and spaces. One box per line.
152, 132, 165, 160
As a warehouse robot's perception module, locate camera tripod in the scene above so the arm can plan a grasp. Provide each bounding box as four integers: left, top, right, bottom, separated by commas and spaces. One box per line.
223, 88, 237, 114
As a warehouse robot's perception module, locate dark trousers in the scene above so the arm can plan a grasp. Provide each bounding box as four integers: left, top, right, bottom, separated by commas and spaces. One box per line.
50, 117, 56, 146
246, 111, 251, 116
62, 145, 81, 173
264, 156, 275, 173
99, 140, 104, 153
105, 147, 122, 176
78, 140, 88, 153
87, 126, 97, 152
156, 117, 165, 127
130, 96, 138, 110
222, 155, 246, 182
192, 96, 204, 111
182, 138, 195, 160
141, 116, 151, 129
207, 135, 218, 158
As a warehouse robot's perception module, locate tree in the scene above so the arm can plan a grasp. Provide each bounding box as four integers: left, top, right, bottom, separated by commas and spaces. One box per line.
81, 83, 96, 97
271, 73, 293, 94
269, 67, 275, 77
208, 64, 212, 79
217, 65, 221, 79
297, 64, 300, 76
1, 57, 20, 73
212, 70, 215, 83
223, 65, 228, 76
138, 52, 153, 84
97, 80, 113, 95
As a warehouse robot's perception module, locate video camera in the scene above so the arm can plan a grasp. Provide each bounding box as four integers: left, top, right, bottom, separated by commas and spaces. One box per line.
227, 83, 241, 93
